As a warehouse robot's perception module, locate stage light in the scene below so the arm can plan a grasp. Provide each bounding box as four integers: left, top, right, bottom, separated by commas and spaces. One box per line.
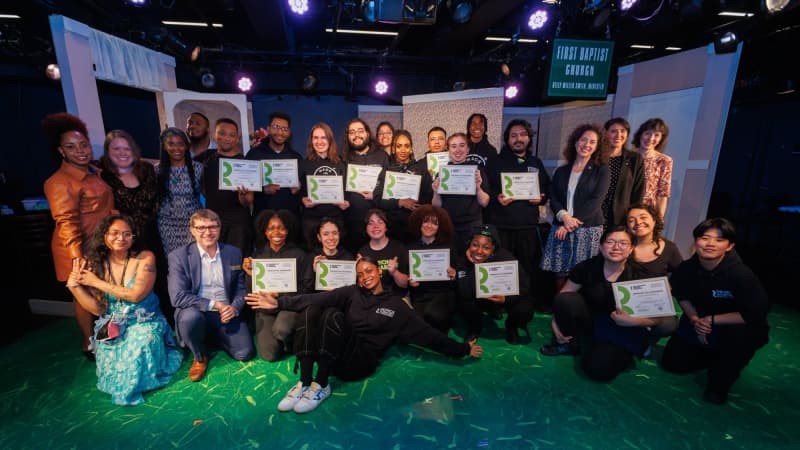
763, 0, 790, 13
453, 81, 466, 91
505, 85, 519, 99
45, 63, 60, 81
190, 46, 202, 62
713, 31, 739, 54
199, 69, 216, 89
452, 1, 473, 24
288, 0, 309, 15
301, 72, 319, 92
362, 0, 377, 23
528, 10, 548, 30
619, 0, 638, 11
374, 80, 389, 95
237, 75, 253, 92
124, 0, 149, 6
501, 63, 511, 77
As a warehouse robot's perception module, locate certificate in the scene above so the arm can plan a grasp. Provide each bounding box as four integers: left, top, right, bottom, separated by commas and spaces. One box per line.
475, 261, 519, 298
426, 152, 450, 176
307, 175, 344, 204
346, 164, 383, 192
218, 158, 262, 191
612, 276, 676, 318
262, 159, 299, 187
252, 258, 297, 293
315, 259, 357, 290
437, 165, 476, 195
500, 171, 540, 200
409, 249, 450, 282
382, 172, 421, 201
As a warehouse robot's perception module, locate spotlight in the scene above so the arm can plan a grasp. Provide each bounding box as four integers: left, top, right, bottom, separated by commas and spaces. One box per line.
501, 63, 511, 77
237, 75, 254, 92
124, 0, 149, 6
528, 10, 548, 30
505, 84, 519, 99
190, 46, 202, 62
288, 0, 309, 15
301, 72, 319, 92
451, 1, 473, 24
374, 80, 389, 95
199, 69, 216, 89
362, 0, 377, 23
45, 63, 61, 81
713, 31, 739, 54
453, 81, 466, 91
763, 0, 790, 13
619, 0, 638, 11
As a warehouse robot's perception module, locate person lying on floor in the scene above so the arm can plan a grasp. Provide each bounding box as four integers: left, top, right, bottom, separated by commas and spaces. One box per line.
244, 256, 483, 414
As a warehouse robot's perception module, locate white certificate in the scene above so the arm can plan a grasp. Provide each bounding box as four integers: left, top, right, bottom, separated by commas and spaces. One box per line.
409, 249, 450, 282
382, 172, 421, 201
500, 171, 541, 200
315, 259, 357, 290
426, 152, 450, 176
346, 164, 383, 192
307, 175, 344, 204
475, 260, 519, 298
252, 258, 297, 293
262, 159, 299, 187
218, 158, 262, 191
612, 276, 676, 318
437, 165, 476, 195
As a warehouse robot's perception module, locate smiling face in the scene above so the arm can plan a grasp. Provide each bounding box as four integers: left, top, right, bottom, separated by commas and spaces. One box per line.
311, 127, 329, 158
600, 231, 633, 263
347, 121, 369, 151
420, 215, 439, 239
507, 124, 530, 155
448, 135, 469, 163
214, 122, 240, 155
575, 130, 599, 159
165, 135, 188, 164
317, 222, 340, 253
393, 135, 413, 163
427, 130, 446, 153
186, 114, 209, 141
269, 118, 291, 146
265, 217, 288, 251
377, 125, 393, 148
640, 129, 663, 152
627, 208, 655, 240
356, 260, 382, 291
366, 213, 387, 240
694, 228, 734, 264
606, 123, 628, 152
104, 219, 134, 253
189, 217, 220, 249
467, 235, 495, 264
108, 137, 134, 171
59, 131, 92, 168
468, 116, 485, 143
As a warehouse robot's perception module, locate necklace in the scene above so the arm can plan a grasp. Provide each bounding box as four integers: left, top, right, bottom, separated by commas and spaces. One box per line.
170, 167, 182, 186
107, 256, 130, 286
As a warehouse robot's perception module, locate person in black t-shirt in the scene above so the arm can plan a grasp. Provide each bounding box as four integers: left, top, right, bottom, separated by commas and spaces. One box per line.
306, 218, 355, 292
357, 209, 409, 294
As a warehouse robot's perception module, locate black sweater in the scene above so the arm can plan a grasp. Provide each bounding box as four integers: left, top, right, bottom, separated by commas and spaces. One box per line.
344, 149, 389, 224
299, 157, 347, 220
245, 143, 303, 216
488, 147, 551, 229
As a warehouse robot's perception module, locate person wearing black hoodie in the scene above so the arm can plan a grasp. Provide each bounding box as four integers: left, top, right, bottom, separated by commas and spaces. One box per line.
660, 218, 770, 405
245, 257, 483, 414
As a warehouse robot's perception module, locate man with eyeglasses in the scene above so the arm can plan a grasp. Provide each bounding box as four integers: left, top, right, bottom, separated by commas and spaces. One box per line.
341, 118, 388, 253
489, 119, 552, 313
246, 112, 302, 221
168, 209, 255, 382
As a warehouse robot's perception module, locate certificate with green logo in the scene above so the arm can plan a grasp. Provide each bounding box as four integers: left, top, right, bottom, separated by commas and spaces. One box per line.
346, 164, 383, 192
408, 249, 450, 282
437, 165, 476, 195
252, 258, 297, 293
307, 175, 344, 204
262, 159, 299, 187
426, 152, 450, 176
474, 261, 519, 298
382, 171, 421, 201
315, 260, 357, 290
500, 171, 540, 200
612, 277, 676, 318
218, 158, 262, 191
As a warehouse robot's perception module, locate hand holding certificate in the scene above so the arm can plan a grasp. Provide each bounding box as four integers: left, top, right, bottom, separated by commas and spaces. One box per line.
307, 175, 344, 204
252, 258, 297, 293
437, 165, 477, 195
474, 261, 519, 298
315, 260, 357, 290
500, 171, 540, 200
346, 164, 382, 192
409, 249, 450, 282
612, 277, 676, 318
219, 158, 262, 191
382, 172, 422, 201
262, 159, 299, 187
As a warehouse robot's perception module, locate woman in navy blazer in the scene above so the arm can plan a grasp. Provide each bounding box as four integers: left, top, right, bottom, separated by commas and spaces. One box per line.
541, 123, 610, 293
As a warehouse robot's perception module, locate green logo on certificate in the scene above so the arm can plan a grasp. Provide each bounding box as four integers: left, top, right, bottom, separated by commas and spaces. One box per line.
411, 253, 422, 278
318, 262, 329, 287
616, 285, 634, 314
478, 267, 489, 293
440, 167, 450, 191
254, 262, 266, 289
348, 166, 357, 189
263, 163, 273, 184
429, 156, 439, 173
309, 178, 319, 201
222, 161, 233, 186
503, 175, 513, 197
386, 174, 396, 197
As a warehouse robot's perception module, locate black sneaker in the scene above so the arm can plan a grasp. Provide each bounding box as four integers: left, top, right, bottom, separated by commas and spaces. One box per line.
539, 342, 580, 356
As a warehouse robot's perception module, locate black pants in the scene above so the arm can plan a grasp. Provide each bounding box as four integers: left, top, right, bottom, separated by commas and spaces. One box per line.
660, 324, 768, 395
412, 291, 454, 333
498, 227, 551, 310
459, 295, 534, 336
294, 305, 378, 382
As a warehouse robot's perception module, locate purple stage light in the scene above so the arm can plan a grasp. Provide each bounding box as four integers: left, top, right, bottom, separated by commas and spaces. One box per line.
288, 0, 309, 15
528, 10, 548, 30
237, 76, 253, 92
505, 85, 519, 99
374, 80, 389, 95
620, 0, 638, 10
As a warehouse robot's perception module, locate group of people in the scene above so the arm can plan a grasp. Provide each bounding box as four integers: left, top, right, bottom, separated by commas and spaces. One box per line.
40, 109, 768, 410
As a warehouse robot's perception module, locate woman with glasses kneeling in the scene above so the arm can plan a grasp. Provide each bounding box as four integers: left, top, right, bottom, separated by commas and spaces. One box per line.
539, 226, 675, 382
66, 214, 182, 405
245, 257, 482, 414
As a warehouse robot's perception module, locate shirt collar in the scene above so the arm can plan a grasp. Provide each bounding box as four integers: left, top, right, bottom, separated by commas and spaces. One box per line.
196, 242, 220, 260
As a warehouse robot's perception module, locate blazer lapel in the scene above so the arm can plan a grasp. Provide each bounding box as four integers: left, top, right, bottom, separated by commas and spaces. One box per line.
220, 243, 231, 302
187, 244, 202, 294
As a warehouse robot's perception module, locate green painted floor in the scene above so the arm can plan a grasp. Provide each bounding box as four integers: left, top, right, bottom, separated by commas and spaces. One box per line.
1, 307, 799, 450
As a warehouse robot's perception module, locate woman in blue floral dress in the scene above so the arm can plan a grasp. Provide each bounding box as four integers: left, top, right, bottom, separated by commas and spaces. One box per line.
155, 127, 203, 256
67, 214, 182, 405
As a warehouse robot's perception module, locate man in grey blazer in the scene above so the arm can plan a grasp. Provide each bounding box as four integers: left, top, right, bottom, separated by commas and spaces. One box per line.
168, 209, 255, 381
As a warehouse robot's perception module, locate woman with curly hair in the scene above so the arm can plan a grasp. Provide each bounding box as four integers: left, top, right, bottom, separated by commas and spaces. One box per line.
66, 214, 182, 405
42, 112, 115, 359
625, 203, 683, 277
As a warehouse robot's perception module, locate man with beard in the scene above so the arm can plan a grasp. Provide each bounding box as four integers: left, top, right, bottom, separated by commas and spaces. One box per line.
186, 112, 214, 162
246, 112, 302, 221
489, 119, 553, 313
341, 118, 388, 254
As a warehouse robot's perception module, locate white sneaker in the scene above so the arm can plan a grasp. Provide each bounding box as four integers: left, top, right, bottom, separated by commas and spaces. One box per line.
277, 381, 308, 412
293, 381, 331, 413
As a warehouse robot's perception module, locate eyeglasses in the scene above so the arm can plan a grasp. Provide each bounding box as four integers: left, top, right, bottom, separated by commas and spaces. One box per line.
270, 124, 290, 132
107, 231, 134, 239
604, 240, 631, 249
193, 225, 221, 232
348, 128, 366, 136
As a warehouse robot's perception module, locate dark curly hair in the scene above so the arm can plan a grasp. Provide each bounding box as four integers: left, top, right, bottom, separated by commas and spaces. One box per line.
408, 204, 454, 245
314, 217, 345, 249
562, 123, 609, 165
157, 127, 200, 201
625, 203, 665, 256
85, 214, 142, 293
41, 112, 90, 161
253, 209, 298, 251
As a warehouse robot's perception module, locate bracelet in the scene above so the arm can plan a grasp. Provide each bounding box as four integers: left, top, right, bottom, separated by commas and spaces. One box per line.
67, 283, 79, 288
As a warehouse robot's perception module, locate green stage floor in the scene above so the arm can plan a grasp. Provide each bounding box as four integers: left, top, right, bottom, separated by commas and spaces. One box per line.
1, 307, 798, 449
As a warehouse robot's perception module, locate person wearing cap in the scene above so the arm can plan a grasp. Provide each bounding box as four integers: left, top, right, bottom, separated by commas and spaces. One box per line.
453, 224, 535, 344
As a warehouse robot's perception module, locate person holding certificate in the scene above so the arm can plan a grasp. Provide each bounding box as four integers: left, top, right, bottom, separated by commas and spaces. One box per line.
407, 205, 457, 332
454, 225, 534, 345
357, 209, 409, 294
660, 218, 769, 405
244, 257, 483, 414
243, 209, 313, 361
342, 118, 388, 253
539, 226, 675, 382
305, 218, 355, 292
432, 133, 491, 252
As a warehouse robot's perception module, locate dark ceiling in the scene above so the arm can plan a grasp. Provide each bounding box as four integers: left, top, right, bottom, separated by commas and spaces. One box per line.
3, 0, 799, 105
